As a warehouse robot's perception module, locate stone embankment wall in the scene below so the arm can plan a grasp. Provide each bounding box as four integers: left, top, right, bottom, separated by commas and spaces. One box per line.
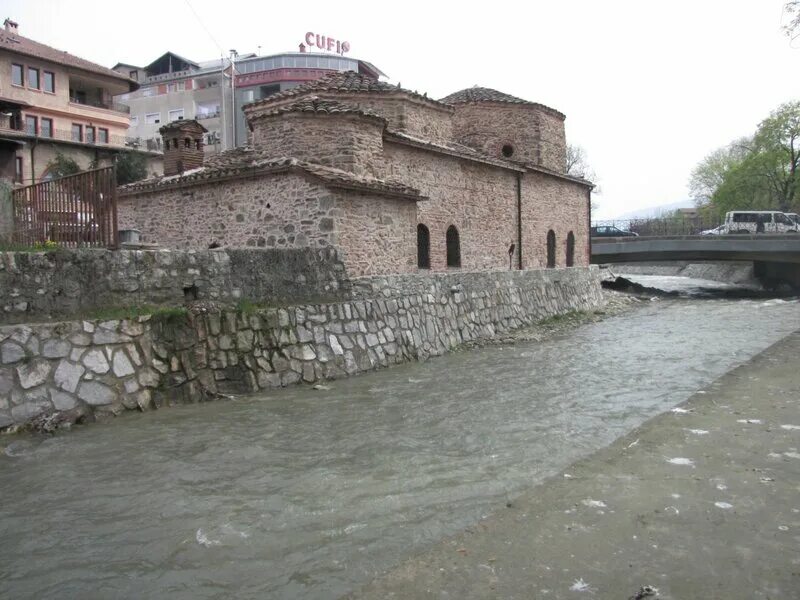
610, 262, 757, 286
0, 267, 604, 431
0, 247, 348, 324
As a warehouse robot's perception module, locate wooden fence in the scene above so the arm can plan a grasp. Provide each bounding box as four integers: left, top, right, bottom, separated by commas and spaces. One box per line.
11, 166, 118, 248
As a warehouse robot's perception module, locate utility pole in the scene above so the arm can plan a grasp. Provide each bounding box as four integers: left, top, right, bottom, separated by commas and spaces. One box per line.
229, 49, 238, 149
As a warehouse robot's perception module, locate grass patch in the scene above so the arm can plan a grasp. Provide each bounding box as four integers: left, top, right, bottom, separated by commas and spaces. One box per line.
83, 305, 188, 323
536, 310, 591, 326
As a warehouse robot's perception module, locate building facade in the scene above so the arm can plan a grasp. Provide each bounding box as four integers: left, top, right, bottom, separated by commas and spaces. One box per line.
0, 18, 159, 184
118, 72, 592, 277
113, 52, 234, 155
115, 50, 384, 153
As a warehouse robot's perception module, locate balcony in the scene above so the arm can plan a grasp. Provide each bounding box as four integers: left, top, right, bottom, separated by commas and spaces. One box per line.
195, 111, 220, 120
69, 97, 130, 114
0, 122, 127, 147
125, 136, 163, 152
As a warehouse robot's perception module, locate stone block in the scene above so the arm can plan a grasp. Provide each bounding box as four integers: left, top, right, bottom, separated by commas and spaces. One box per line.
1, 342, 25, 364
77, 381, 117, 406
11, 399, 52, 422
50, 388, 77, 411
54, 360, 85, 394
112, 350, 135, 377
16, 359, 51, 389
82, 349, 110, 374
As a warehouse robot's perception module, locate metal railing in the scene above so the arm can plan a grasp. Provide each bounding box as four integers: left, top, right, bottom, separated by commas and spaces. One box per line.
12, 166, 119, 248
195, 111, 220, 120
592, 216, 724, 237
69, 97, 130, 113
0, 123, 128, 147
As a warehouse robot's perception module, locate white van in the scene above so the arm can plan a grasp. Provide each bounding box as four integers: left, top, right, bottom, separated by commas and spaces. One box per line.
722, 211, 799, 234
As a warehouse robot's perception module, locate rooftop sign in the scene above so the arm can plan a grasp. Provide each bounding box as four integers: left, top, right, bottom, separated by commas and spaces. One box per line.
304, 32, 350, 55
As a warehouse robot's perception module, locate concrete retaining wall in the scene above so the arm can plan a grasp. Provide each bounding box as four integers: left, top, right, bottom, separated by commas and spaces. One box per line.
0, 247, 349, 324
0, 267, 604, 431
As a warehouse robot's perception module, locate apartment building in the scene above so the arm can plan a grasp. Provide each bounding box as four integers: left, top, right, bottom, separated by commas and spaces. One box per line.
0, 18, 159, 184
116, 49, 385, 152
113, 52, 234, 155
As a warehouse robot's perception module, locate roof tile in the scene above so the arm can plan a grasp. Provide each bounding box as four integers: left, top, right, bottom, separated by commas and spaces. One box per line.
0, 30, 137, 88
244, 71, 446, 110
440, 86, 564, 118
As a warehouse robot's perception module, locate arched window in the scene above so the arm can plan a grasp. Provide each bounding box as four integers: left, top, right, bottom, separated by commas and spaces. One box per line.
446, 225, 461, 268
546, 230, 556, 268
566, 231, 575, 267
417, 224, 430, 269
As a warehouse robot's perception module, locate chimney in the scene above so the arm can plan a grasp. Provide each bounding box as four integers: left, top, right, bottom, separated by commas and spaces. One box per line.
299, 43, 306, 53
4, 18, 18, 34
159, 119, 208, 177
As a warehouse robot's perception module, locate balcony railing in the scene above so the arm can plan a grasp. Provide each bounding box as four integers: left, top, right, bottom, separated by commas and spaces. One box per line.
0, 123, 128, 147
69, 97, 130, 114
125, 136, 163, 152
195, 111, 220, 120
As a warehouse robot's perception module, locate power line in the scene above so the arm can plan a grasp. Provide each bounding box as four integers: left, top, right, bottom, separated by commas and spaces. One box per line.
183, 0, 224, 56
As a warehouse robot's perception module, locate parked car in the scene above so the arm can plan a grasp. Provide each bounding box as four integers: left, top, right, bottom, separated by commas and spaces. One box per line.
590, 225, 639, 238
785, 212, 800, 227
700, 225, 725, 235
722, 211, 799, 234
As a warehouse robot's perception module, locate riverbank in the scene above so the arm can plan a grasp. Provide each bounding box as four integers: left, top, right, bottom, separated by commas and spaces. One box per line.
460, 289, 643, 349
349, 330, 800, 599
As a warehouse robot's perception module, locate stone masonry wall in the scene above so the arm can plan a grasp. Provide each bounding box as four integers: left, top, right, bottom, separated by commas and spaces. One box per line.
521, 172, 591, 269
118, 173, 335, 251
450, 103, 567, 172
301, 93, 455, 146
250, 113, 385, 177
0, 267, 604, 431
334, 190, 418, 277
0, 247, 348, 324
379, 142, 520, 272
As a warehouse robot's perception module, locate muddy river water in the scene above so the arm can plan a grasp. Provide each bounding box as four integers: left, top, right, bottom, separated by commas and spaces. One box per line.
1, 278, 799, 599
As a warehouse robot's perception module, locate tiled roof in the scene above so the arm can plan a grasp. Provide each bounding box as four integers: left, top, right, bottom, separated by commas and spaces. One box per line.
385, 131, 525, 173
244, 71, 448, 110
0, 30, 138, 89
120, 149, 425, 200
440, 86, 564, 118
247, 96, 385, 122
159, 119, 208, 134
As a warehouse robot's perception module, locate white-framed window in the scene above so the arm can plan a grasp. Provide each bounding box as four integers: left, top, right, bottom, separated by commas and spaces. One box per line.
130, 115, 139, 127
168, 109, 184, 122
145, 112, 161, 124
167, 81, 186, 93
142, 88, 155, 97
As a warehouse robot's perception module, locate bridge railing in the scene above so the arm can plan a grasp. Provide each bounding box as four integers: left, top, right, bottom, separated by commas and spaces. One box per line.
592, 216, 723, 237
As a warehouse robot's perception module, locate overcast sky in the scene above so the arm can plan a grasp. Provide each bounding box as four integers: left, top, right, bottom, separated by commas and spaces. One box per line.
5, 0, 797, 218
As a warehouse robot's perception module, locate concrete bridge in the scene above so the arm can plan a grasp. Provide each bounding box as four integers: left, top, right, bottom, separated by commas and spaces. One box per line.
591, 234, 800, 287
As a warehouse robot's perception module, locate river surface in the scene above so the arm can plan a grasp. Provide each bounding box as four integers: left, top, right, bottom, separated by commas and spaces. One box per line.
1, 282, 799, 599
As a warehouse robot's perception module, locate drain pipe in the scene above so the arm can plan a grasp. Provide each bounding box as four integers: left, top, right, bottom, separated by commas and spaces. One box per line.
586, 187, 592, 264
516, 172, 523, 269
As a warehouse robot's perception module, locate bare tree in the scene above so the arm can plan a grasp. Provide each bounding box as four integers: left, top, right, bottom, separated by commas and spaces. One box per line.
566, 144, 595, 180
785, 2, 800, 40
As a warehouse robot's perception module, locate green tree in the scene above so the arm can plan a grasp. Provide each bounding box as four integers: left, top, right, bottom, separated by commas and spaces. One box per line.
689, 138, 750, 204
115, 152, 148, 185
45, 153, 82, 179
690, 101, 800, 217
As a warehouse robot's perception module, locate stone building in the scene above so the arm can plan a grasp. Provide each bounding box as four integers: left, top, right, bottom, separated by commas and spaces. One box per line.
118, 71, 592, 277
